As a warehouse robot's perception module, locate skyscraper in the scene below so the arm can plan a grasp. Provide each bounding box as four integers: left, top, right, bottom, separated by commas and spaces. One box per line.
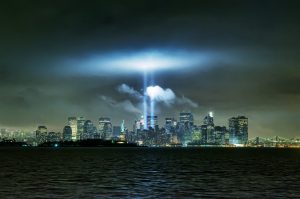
203, 113, 215, 144
228, 116, 248, 145
36, 126, 47, 144
165, 117, 176, 134
68, 117, 77, 141
179, 112, 194, 126
63, 126, 72, 141
98, 117, 113, 140
178, 112, 194, 144
77, 116, 86, 140
214, 126, 227, 145
83, 120, 96, 139
203, 112, 214, 126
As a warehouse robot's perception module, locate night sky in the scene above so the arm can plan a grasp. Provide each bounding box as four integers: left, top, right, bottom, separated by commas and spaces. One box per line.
0, 0, 299, 138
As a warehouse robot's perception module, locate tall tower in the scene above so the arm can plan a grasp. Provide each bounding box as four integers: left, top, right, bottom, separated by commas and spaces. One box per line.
165, 117, 176, 134
77, 116, 86, 140
36, 126, 47, 144
68, 117, 77, 141
228, 116, 248, 145
179, 112, 194, 127
203, 112, 214, 126
83, 120, 95, 140
203, 112, 215, 144
63, 126, 72, 141
98, 117, 113, 140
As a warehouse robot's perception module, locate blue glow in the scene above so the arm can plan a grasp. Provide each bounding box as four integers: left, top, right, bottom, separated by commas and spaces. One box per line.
54, 143, 59, 147
150, 72, 155, 128
70, 49, 212, 75
143, 70, 148, 129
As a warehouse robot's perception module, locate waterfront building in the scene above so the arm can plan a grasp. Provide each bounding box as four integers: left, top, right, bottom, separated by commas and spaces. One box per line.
179, 112, 194, 126
77, 116, 86, 140
98, 117, 113, 140
63, 126, 72, 141
228, 116, 248, 145
48, 132, 61, 142
214, 126, 227, 145
165, 117, 176, 134
83, 120, 96, 139
68, 117, 77, 141
36, 126, 47, 144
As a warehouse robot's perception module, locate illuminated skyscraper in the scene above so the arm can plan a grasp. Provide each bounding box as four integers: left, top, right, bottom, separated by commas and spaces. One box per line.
63, 126, 72, 141
165, 117, 176, 134
68, 117, 77, 141
178, 112, 194, 144
98, 117, 113, 140
83, 120, 96, 139
179, 112, 194, 126
214, 126, 227, 145
203, 112, 214, 126
77, 116, 86, 140
228, 116, 248, 145
36, 126, 47, 144
203, 113, 215, 144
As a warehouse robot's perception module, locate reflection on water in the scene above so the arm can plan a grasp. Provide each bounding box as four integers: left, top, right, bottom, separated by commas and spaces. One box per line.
0, 148, 299, 198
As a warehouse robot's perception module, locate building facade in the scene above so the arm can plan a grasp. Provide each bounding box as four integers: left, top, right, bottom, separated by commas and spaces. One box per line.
228, 116, 248, 145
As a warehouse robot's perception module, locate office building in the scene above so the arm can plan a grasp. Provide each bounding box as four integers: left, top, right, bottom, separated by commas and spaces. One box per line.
228, 116, 248, 145
68, 117, 77, 141
36, 126, 47, 144
63, 126, 72, 141
98, 117, 113, 140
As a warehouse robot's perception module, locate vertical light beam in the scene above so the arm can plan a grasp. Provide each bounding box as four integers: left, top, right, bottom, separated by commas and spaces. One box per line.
150, 71, 155, 128
143, 70, 148, 129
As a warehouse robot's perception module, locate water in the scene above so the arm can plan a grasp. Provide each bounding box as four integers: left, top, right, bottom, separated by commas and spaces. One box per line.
0, 147, 299, 198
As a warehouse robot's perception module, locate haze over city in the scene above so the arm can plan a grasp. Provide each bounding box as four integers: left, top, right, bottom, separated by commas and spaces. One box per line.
1, 0, 300, 138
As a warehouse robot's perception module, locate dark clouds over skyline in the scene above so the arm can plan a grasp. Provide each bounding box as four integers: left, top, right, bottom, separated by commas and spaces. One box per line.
0, 0, 300, 137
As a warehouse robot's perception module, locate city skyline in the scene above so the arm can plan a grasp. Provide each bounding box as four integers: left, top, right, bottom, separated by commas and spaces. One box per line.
1, 1, 300, 138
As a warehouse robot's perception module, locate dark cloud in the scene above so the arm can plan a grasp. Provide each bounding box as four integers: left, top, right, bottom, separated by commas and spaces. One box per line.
0, 0, 300, 137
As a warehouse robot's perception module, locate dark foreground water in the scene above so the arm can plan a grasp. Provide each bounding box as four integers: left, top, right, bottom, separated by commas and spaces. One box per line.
0, 148, 299, 198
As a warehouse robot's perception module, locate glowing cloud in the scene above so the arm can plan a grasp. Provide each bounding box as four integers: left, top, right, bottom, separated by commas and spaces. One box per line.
115, 83, 198, 111
146, 86, 176, 105
69, 49, 212, 74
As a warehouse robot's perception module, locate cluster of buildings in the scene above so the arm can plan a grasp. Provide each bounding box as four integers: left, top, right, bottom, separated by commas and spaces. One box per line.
34, 112, 249, 147
0, 129, 35, 143
3, 113, 300, 147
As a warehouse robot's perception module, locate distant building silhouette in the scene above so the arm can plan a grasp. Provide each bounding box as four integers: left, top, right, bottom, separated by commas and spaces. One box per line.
179, 112, 194, 126
98, 117, 113, 140
63, 126, 72, 141
48, 131, 61, 142
83, 120, 96, 139
228, 116, 248, 145
68, 117, 77, 141
36, 126, 47, 144
77, 116, 86, 140
165, 117, 176, 134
